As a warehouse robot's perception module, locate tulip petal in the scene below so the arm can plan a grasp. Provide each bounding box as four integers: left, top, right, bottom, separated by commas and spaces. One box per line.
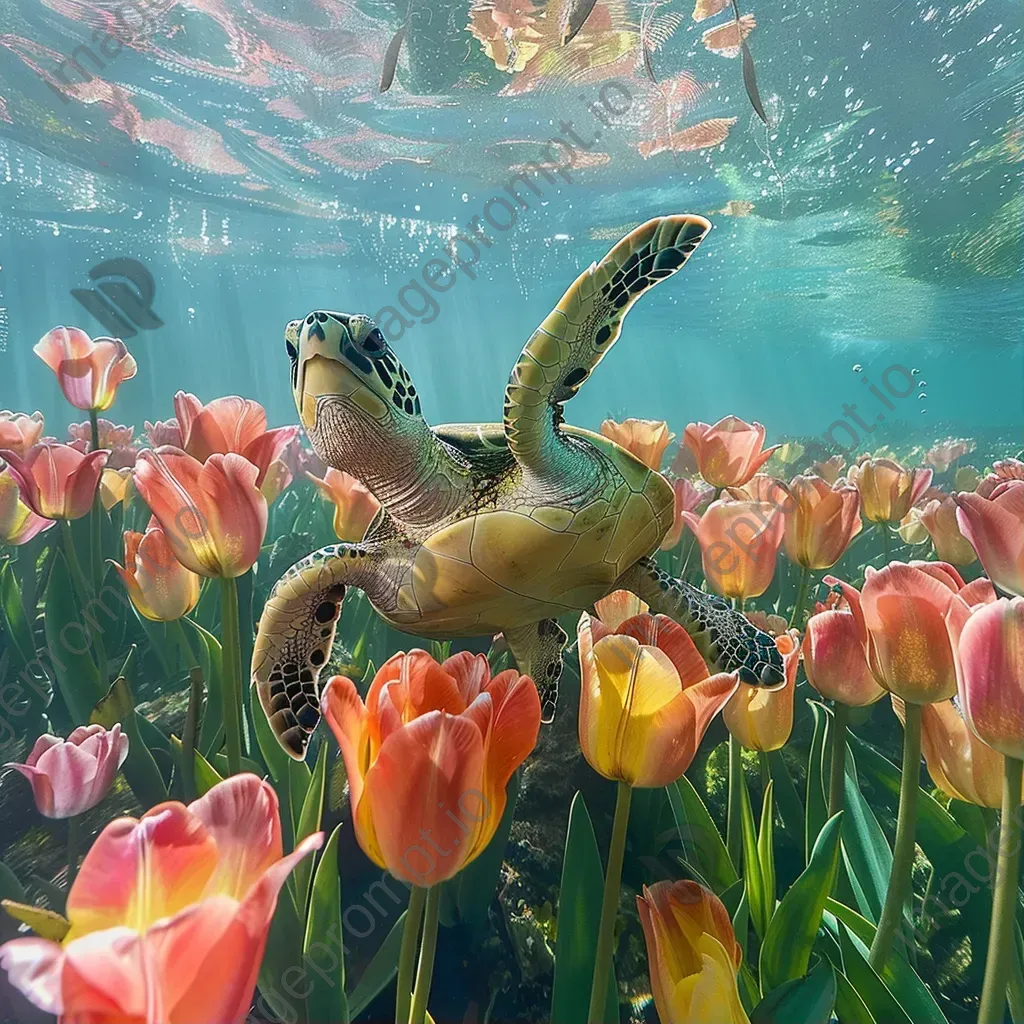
182, 396, 267, 462
322, 675, 370, 809
480, 670, 541, 796
443, 651, 493, 705
0, 936, 65, 1015
615, 613, 710, 689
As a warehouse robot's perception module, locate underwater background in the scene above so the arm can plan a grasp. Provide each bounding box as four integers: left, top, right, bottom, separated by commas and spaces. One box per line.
1, 1, 1023, 1023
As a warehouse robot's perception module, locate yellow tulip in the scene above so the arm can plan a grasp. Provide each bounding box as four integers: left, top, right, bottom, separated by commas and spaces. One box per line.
722, 629, 799, 751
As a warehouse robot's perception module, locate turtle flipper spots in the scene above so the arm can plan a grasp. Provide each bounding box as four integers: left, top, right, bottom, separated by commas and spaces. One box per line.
502, 618, 569, 722
622, 557, 785, 687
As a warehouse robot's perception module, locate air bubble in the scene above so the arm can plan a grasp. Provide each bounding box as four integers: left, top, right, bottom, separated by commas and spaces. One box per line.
911, 367, 920, 375
852, 363, 863, 372
918, 380, 928, 387
918, 392, 927, 399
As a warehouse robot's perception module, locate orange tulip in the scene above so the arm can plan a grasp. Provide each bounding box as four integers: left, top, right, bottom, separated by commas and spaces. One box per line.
593, 588, 649, 628
812, 455, 845, 484
892, 695, 1006, 809
0, 466, 53, 545
954, 481, 1024, 597
173, 391, 300, 487
825, 560, 972, 703
722, 629, 798, 751
847, 456, 933, 524
0, 774, 321, 1023
34, 326, 136, 411
783, 474, 862, 569
803, 606, 885, 707
307, 468, 381, 542
661, 478, 715, 549
681, 499, 784, 600
134, 447, 267, 578
322, 650, 540, 885
947, 596, 1024, 761
1, 443, 108, 521
0, 412, 44, 457
577, 610, 738, 786
637, 880, 749, 1024
113, 522, 201, 621
682, 416, 780, 488
600, 418, 676, 471
726, 473, 791, 507
917, 495, 976, 566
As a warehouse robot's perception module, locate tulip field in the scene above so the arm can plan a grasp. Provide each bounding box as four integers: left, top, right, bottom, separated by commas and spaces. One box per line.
2, 326, 1024, 1024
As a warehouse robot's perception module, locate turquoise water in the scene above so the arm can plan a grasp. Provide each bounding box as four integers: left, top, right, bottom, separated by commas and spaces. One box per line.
0, 0, 1020, 442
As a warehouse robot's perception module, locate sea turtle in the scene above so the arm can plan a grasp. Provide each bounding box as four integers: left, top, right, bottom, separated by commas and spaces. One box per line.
254, 214, 785, 758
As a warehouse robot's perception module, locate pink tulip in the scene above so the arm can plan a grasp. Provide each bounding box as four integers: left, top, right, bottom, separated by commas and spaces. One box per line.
143, 417, 183, 448
134, 447, 267, 578
0, 466, 53, 545
803, 606, 886, 707
954, 480, 1024, 597
682, 416, 780, 488
976, 458, 1024, 498
0, 774, 322, 1022
660, 478, 715, 549
2, 725, 128, 819
1, 443, 108, 520
308, 468, 381, 542
174, 392, 299, 487
34, 327, 137, 412
0, 411, 44, 457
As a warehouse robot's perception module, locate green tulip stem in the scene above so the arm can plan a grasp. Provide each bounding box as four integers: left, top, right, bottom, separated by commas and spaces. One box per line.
395, 886, 427, 1024
409, 885, 441, 1024
588, 780, 632, 1024
789, 565, 811, 629
881, 523, 891, 565
727, 735, 743, 869
218, 576, 244, 776
88, 409, 105, 589
869, 700, 921, 970
827, 702, 850, 819
66, 814, 80, 892
60, 518, 108, 691
181, 666, 205, 801
977, 756, 1024, 1024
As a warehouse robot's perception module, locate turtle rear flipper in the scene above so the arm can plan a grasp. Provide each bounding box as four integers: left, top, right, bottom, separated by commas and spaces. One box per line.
503, 214, 711, 476
623, 557, 786, 686
252, 543, 378, 759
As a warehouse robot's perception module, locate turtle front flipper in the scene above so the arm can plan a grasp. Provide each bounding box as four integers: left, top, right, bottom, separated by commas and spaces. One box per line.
502, 618, 569, 722
253, 543, 379, 759
621, 557, 785, 686
503, 215, 711, 476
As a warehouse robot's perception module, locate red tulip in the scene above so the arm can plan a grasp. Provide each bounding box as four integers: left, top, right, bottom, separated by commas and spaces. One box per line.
783, 474, 862, 569
174, 392, 299, 487
134, 447, 267, 578
847, 456, 933, 524
681, 499, 784, 600
307, 468, 381, 542
954, 481, 1024, 597
682, 416, 780, 488
113, 522, 201, 621
600, 418, 676, 471
803, 605, 885, 707
0, 466, 53, 545
322, 651, 540, 885
2, 725, 128, 819
0, 774, 321, 1022
1, 443, 108, 520
34, 327, 136, 411
0, 411, 44, 457
825, 560, 971, 703
947, 596, 1024, 760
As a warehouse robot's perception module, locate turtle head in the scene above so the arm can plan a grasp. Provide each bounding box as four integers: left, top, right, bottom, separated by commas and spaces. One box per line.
287, 310, 423, 447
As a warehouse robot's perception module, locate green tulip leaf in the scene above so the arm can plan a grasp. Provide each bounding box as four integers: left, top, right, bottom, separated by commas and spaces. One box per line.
0, 862, 26, 905
750, 957, 836, 1024
293, 742, 328, 914
184, 618, 224, 758
667, 774, 738, 894
258, 881, 308, 1024
0, 560, 38, 672
835, 921, 913, 1024
303, 824, 348, 1024
168, 734, 223, 796
347, 909, 407, 1019
834, 970, 877, 1024
551, 792, 618, 1024
805, 702, 829, 865
741, 770, 772, 940
765, 748, 805, 846
759, 812, 843, 992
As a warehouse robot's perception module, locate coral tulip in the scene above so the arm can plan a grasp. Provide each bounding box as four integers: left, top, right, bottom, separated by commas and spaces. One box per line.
661, 478, 715, 550
322, 650, 540, 885
34, 327, 137, 412
825, 561, 970, 704
976, 458, 1024, 498
600, 418, 676, 471
682, 416, 779, 489
954, 481, 1024, 597
174, 391, 299, 487
918, 495, 976, 566
847, 456, 933, 524
68, 419, 139, 468
637, 880, 749, 1024
925, 438, 975, 473
577, 610, 738, 786
0, 774, 321, 1022
681, 499, 784, 601
803, 607, 885, 707
0, 467, 53, 545
0, 411, 44, 456
308, 468, 381, 542
1, 443, 108, 521
812, 455, 845, 484
144, 417, 183, 448
113, 523, 201, 621
726, 473, 791, 507
892, 696, 1006, 809
722, 629, 798, 751
2, 725, 128, 819
593, 588, 649, 629
783, 474, 862, 569
134, 447, 267, 578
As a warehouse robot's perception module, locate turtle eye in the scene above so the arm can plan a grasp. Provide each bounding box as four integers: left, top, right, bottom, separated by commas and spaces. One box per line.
359, 327, 387, 356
